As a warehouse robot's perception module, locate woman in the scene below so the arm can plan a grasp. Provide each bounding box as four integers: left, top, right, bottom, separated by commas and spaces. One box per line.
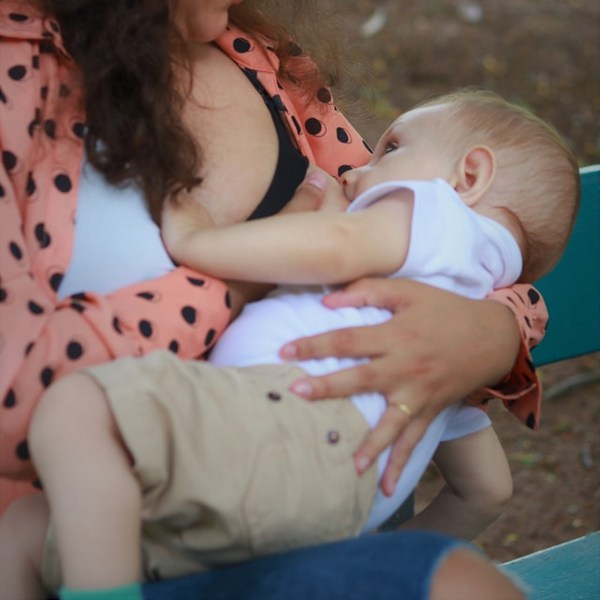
0, 1, 536, 597
0, 0, 545, 504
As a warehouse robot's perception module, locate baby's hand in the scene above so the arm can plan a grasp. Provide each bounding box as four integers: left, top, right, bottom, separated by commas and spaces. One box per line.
315, 167, 349, 213
283, 167, 349, 215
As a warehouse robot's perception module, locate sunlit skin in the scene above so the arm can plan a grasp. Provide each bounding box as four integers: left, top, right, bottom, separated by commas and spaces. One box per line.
170, 0, 243, 42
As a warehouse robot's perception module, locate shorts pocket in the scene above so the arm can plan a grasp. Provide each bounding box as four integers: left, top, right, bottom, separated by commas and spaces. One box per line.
242, 436, 365, 556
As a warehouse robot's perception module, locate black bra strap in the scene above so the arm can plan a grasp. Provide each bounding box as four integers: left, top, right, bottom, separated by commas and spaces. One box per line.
243, 68, 309, 220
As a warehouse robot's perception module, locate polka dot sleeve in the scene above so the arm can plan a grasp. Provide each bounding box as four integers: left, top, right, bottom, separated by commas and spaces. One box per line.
0, 6, 231, 488
467, 284, 548, 430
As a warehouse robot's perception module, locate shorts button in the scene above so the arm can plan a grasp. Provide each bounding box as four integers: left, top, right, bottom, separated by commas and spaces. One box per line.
327, 430, 340, 444
267, 391, 282, 401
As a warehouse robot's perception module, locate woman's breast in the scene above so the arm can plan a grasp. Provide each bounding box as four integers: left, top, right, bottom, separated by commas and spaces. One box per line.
182, 49, 281, 225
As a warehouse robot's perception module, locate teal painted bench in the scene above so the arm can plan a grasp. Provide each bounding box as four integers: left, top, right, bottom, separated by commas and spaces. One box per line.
502, 532, 600, 600
500, 165, 600, 599
530, 164, 600, 367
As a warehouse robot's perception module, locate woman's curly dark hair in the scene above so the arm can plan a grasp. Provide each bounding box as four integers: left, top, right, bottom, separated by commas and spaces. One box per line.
40, 0, 341, 221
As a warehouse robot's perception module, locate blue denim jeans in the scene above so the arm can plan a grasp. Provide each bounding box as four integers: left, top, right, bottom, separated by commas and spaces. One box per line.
143, 530, 464, 600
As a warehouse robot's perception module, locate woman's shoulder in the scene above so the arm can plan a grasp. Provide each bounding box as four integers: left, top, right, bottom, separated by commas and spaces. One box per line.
0, 2, 69, 56
216, 22, 372, 178
1, 2, 45, 39
215, 22, 280, 74
0, 1, 82, 134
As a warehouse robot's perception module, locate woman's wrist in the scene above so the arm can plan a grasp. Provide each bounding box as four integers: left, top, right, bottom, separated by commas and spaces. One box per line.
478, 298, 522, 385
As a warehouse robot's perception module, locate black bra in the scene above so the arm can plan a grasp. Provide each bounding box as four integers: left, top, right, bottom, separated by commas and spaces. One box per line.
243, 69, 309, 220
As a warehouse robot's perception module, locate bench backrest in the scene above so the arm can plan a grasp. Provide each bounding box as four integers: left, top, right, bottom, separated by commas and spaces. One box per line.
531, 165, 600, 366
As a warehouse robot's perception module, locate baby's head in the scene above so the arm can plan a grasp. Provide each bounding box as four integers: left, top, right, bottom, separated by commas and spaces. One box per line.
343, 89, 580, 282
415, 90, 581, 282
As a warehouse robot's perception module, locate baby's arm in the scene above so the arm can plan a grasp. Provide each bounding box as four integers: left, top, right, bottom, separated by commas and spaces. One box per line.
402, 427, 513, 540
162, 176, 414, 286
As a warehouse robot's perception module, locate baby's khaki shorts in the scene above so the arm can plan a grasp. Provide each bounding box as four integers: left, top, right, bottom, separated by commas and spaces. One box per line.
42, 350, 377, 590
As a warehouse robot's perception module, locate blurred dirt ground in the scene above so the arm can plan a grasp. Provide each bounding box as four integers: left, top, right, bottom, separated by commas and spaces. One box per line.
331, 0, 600, 562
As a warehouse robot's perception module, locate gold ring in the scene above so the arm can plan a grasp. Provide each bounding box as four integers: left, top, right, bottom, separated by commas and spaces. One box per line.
391, 402, 413, 418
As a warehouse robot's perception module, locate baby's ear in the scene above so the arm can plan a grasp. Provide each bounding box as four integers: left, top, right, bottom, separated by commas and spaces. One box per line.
451, 146, 496, 206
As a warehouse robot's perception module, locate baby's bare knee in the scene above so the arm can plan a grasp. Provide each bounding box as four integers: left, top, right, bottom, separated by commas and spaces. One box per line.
480, 470, 514, 518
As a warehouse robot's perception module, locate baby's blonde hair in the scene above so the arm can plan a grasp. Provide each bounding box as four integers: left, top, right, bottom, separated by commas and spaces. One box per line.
419, 89, 580, 282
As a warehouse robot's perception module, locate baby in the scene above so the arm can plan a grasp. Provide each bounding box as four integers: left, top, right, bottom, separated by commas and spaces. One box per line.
165, 87, 579, 534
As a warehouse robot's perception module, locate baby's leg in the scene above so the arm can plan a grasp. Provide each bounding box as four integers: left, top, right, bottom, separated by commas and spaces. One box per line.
404, 426, 512, 539
0, 493, 49, 600
29, 373, 142, 591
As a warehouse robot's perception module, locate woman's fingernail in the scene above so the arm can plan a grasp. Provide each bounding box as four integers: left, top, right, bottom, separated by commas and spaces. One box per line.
279, 343, 297, 360
290, 380, 313, 397
354, 455, 370, 474
322, 291, 342, 306
305, 171, 327, 190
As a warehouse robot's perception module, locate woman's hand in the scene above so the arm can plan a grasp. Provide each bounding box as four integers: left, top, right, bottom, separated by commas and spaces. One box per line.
280, 278, 521, 496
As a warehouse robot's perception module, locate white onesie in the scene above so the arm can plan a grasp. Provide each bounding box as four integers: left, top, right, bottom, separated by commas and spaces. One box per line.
210, 178, 523, 531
